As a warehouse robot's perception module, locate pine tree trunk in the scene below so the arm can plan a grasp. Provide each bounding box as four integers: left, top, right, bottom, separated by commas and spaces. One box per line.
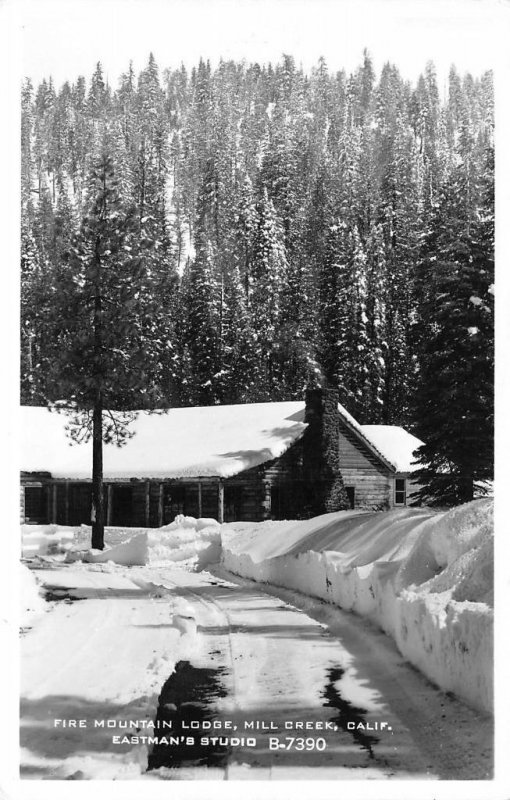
458, 475, 474, 504
91, 399, 105, 549
91, 229, 105, 549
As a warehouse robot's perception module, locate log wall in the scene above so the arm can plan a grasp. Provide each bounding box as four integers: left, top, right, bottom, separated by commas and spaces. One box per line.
20, 415, 401, 525
338, 423, 392, 509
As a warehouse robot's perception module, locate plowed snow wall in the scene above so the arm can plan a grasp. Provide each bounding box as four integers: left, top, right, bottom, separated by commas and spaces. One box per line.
222, 535, 493, 714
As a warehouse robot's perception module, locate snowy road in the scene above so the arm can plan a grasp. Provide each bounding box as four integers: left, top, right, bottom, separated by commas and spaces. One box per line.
20, 562, 493, 780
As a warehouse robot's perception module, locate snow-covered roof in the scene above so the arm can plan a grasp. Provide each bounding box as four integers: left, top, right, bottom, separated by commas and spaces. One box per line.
20, 403, 308, 480
20, 402, 423, 480
360, 425, 423, 473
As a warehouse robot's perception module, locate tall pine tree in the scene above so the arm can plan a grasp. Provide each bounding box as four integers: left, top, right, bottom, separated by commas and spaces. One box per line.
45, 150, 170, 547
411, 149, 494, 504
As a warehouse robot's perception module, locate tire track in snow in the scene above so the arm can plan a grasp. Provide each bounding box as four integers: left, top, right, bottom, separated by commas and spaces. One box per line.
20, 565, 185, 779
144, 569, 432, 779
21, 570, 118, 699
212, 566, 493, 780
144, 570, 247, 779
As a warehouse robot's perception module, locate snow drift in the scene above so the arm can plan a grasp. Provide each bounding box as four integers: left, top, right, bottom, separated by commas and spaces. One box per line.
84, 532, 149, 566
221, 500, 493, 714
28, 515, 224, 570
21, 524, 75, 558
147, 515, 221, 569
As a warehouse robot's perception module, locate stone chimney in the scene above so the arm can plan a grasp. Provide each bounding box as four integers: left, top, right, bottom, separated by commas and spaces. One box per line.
302, 387, 349, 516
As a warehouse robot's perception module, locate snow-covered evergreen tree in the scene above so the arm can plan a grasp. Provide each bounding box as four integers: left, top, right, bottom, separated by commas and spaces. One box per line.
411, 148, 494, 504
182, 180, 222, 404
45, 150, 171, 547
21, 56, 494, 502
249, 189, 288, 398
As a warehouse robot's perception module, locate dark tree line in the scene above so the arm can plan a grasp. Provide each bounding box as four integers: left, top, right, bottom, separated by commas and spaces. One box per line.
21, 52, 494, 508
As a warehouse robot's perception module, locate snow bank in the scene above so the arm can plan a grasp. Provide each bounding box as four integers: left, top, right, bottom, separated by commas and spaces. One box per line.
21, 524, 75, 558
20, 563, 46, 627
222, 500, 493, 714
84, 532, 149, 566
147, 515, 221, 570
58, 515, 222, 570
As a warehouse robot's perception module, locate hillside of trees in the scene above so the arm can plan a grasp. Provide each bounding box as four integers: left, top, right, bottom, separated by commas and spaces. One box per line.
20, 53, 494, 502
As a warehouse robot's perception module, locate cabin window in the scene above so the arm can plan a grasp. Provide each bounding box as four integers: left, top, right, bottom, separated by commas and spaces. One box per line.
225, 485, 244, 522
164, 484, 186, 522
270, 485, 283, 519
68, 484, 93, 525
394, 478, 407, 506
24, 486, 48, 524
271, 483, 296, 520
111, 485, 134, 526
271, 482, 305, 520
345, 487, 355, 509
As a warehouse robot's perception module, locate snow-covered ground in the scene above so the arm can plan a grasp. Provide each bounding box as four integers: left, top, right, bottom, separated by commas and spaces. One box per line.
21, 514, 222, 569
20, 562, 208, 779
222, 500, 494, 713
18, 503, 493, 783
20, 562, 46, 628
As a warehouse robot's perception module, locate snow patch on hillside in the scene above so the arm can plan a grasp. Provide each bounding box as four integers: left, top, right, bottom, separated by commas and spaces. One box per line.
222, 500, 493, 713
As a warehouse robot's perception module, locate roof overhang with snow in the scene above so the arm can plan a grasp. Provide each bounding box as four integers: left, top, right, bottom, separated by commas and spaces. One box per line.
20, 402, 423, 481
360, 425, 424, 474
20, 403, 308, 481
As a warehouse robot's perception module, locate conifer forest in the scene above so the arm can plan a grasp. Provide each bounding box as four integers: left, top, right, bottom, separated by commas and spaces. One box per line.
20, 53, 494, 503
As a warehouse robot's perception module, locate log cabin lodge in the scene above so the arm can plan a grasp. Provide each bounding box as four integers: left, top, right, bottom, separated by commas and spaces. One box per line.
20, 389, 423, 527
